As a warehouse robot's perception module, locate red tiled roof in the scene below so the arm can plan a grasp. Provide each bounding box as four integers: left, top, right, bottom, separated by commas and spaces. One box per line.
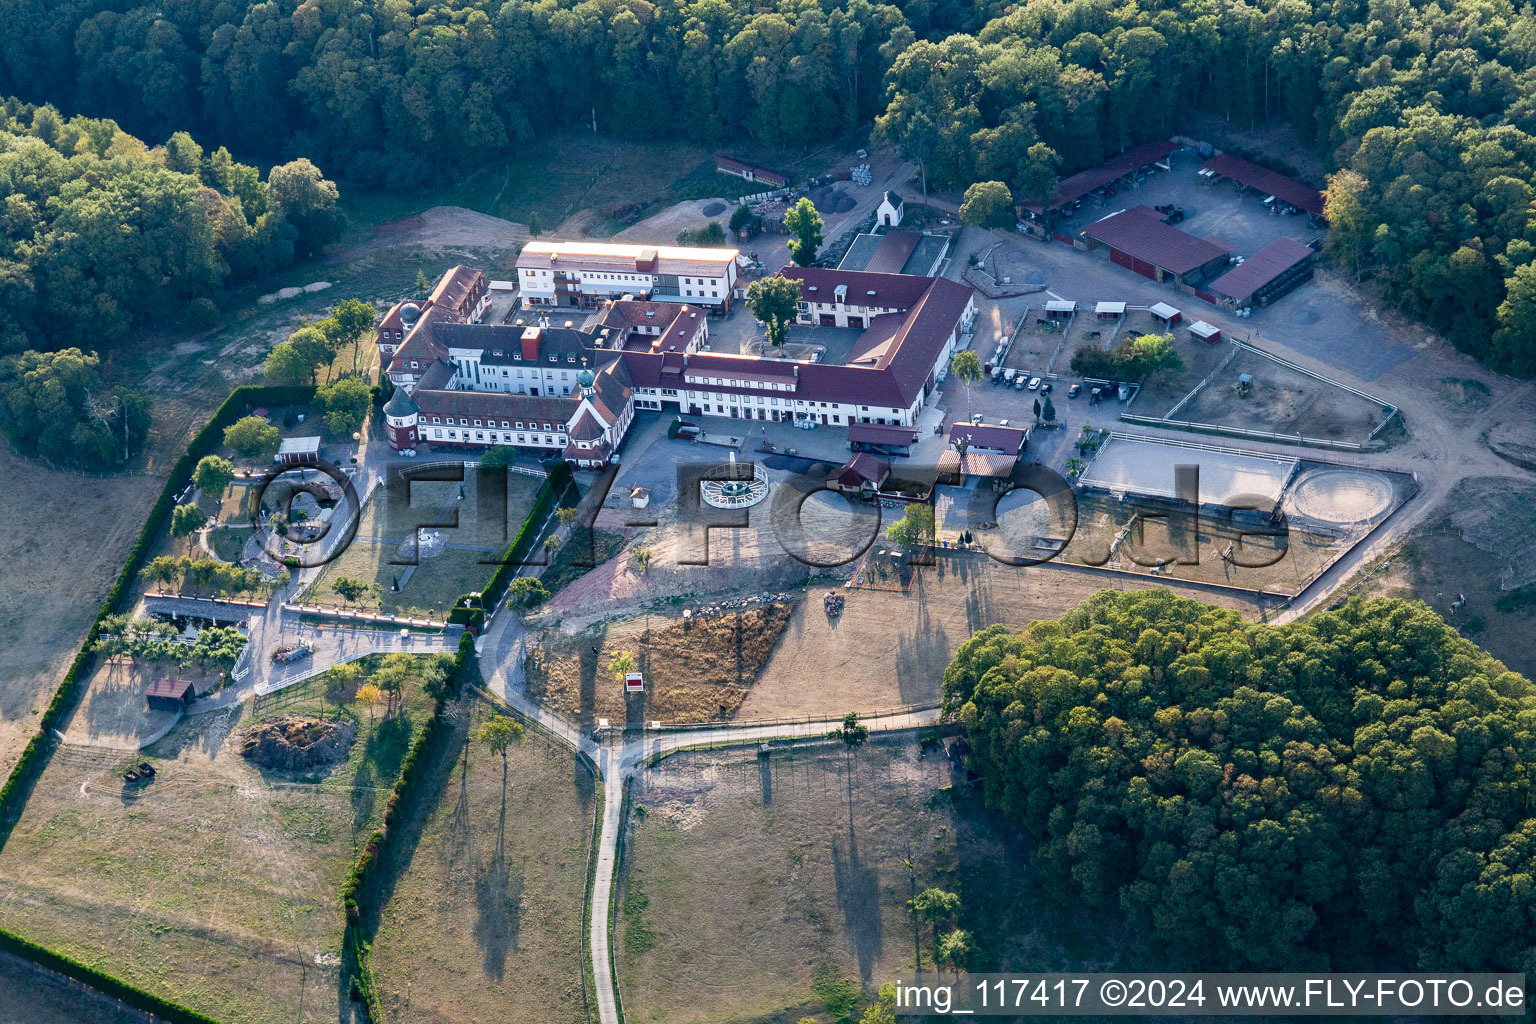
1084, 206, 1232, 276
1201, 154, 1324, 217
625, 271, 971, 411
428, 266, 486, 313
567, 409, 605, 441
1208, 237, 1315, 301
833, 454, 888, 488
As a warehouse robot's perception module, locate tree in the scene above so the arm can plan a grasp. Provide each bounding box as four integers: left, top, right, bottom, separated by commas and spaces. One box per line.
949, 350, 982, 419
783, 197, 824, 267
223, 415, 280, 459
263, 341, 312, 384
746, 276, 802, 353
0, 349, 152, 467
943, 591, 1536, 972
1041, 395, 1057, 424
959, 180, 1014, 228
193, 455, 236, 504
317, 377, 371, 436
480, 445, 517, 469
266, 158, 342, 257
475, 714, 525, 777
288, 326, 337, 385
555, 506, 580, 529
333, 576, 371, 607
324, 662, 361, 718
885, 504, 935, 547
910, 888, 961, 961
544, 534, 562, 555
506, 576, 549, 610
836, 711, 868, 760
935, 929, 971, 976
1492, 262, 1536, 375
356, 683, 383, 722
609, 650, 637, 681
169, 502, 206, 541
729, 205, 754, 233
1019, 143, 1061, 223
858, 985, 898, 1024
140, 555, 183, 592
633, 545, 653, 574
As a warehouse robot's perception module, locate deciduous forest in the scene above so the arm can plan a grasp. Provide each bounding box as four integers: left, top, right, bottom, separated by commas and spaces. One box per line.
943, 591, 1536, 975
1, 0, 1535, 369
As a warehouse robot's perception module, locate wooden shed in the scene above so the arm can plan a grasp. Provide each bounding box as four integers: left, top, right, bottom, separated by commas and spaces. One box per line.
145, 677, 195, 712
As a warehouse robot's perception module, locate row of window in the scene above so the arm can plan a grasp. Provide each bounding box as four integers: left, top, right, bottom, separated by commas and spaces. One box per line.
432, 428, 563, 446
684, 375, 795, 391
426, 415, 558, 430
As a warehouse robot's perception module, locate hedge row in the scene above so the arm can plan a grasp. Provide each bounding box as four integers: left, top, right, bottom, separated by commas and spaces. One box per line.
0, 384, 317, 1023
481, 459, 576, 610
340, 631, 476, 1020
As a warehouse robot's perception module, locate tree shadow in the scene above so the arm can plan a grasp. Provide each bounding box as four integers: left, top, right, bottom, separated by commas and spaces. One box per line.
831, 827, 883, 983
831, 758, 882, 982
473, 852, 525, 980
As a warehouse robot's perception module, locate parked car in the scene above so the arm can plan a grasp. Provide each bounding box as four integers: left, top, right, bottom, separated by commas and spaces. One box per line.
999, 418, 1011, 427
1027, 377, 1042, 390
1068, 383, 1082, 399
971, 413, 984, 424
1014, 377, 1027, 390
1040, 382, 1052, 394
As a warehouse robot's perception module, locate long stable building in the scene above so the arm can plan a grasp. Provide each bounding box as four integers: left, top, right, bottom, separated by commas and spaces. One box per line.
1208, 237, 1316, 307
1200, 154, 1325, 218
1083, 206, 1233, 286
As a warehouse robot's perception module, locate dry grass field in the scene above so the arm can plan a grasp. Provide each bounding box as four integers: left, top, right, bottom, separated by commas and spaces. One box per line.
0, 662, 442, 1024
308, 474, 540, 617
526, 604, 794, 726
734, 560, 1275, 722
616, 737, 1121, 1024
370, 696, 596, 1024
1176, 349, 1388, 442
0, 449, 171, 788
1352, 480, 1536, 679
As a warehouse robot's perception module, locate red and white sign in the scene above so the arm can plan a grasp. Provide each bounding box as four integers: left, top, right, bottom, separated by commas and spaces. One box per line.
625, 672, 644, 693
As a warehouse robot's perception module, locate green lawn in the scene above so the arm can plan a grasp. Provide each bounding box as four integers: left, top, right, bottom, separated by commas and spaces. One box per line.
307, 474, 542, 617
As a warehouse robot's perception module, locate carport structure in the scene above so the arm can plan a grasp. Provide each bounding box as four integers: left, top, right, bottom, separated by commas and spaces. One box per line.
1208, 237, 1316, 307
1020, 138, 1178, 218
1082, 207, 1233, 286
1200, 154, 1324, 219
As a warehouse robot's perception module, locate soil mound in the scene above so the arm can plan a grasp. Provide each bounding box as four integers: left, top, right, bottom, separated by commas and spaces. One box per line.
241, 715, 356, 771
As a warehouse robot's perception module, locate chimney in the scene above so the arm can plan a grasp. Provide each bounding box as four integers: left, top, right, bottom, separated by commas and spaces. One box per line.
521, 326, 542, 360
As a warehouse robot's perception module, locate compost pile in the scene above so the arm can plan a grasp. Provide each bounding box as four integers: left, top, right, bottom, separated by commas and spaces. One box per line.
240, 715, 356, 771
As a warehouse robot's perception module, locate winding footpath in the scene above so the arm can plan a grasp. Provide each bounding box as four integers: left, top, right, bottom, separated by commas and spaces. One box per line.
473, 579, 940, 1024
